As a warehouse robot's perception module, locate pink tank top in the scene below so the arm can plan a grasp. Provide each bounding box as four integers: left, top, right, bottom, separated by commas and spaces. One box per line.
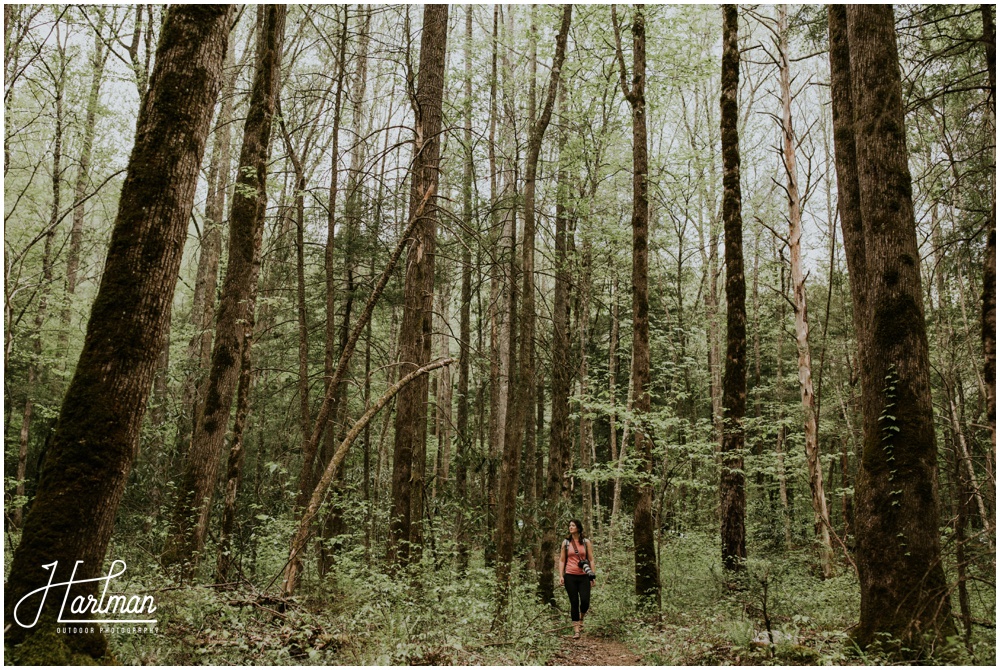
564, 538, 588, 575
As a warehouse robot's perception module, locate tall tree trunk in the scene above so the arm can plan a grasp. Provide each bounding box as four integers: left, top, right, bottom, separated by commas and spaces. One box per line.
613, 4, 659, 604
719, 3, 747, 575
389, 4, 448, 567
498, 3, 572, 606
305, 6, 347, 512
778, 4, 833, 577
163, 5, 285, 579
455, 5, 474, 573
952, 432, 973, 649
608, 277, 621, 528
830, 5, 956, 653
182, 38, 239, 459
277, 106, 312, 465
981, 4, 996, 459
775, 266, 792, 549
319, 4, 372, 575
3, 7, 232, 660
485, 6, 508, 566
538, 76, 574, 608
579, 237, 594, 534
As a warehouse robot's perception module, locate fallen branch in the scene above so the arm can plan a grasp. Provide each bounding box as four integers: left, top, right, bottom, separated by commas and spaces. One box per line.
820, 515, 858, 577
281, 357, 455, 596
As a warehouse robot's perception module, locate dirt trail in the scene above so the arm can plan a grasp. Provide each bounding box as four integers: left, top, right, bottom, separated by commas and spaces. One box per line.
547, 629, 644, 666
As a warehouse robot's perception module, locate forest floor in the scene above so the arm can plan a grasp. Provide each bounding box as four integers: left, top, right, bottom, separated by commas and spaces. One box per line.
547, 627, 645, 665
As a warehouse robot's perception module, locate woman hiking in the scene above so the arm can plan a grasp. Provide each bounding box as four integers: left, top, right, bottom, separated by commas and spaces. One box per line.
558, 519, 597, 638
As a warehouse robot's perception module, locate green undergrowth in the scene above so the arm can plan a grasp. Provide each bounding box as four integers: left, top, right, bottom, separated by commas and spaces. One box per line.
621, 530, 995, 666
5, 527, 994, 665
99, 555, 564, 665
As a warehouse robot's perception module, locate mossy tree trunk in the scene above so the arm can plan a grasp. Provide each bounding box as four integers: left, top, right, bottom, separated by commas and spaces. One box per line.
829, 4, 956, 655
163, 4, 286, 580
719, 3, 747, 576
614, 4, 660, 605
3, 5, 233, 661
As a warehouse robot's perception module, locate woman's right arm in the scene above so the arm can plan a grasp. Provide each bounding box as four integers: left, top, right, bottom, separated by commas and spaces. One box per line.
558, 542, 565, 585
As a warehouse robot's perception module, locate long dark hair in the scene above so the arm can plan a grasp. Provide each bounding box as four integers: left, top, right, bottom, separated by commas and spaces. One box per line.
566, 519, 587, 544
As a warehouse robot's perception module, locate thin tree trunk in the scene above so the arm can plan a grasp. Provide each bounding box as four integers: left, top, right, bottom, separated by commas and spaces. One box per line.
180, 36, 240, 460
947, 390, 990, 543
163, 5, 286, 579
485, 6, 508, 566
306, 7, 347, 512
455, 4, 474, 573
719, 3, 747, 575
319, 5, 371, 574
538, 77, 574, 608
14, 34, 66, 528
499, 5, 571, 599
62, 8, 108, 338
953, 435, 973, 649
778, 4, 833, 577
3, 7, 232, 660
608, 277, 620, 533
278, 109, 312, 456
775, 270, 792, 549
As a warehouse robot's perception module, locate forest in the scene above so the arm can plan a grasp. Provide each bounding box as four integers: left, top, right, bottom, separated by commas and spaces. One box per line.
3, 3, 996, 665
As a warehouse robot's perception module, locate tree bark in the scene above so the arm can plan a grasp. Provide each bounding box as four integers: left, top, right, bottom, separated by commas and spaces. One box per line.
3, 6, 232, 660
436, 274, 453, 489
719, 3, 747, 575
538, 75, 574, 608
389, 4, 448, 567
830, 4, 956, 653
163, 5, 286, 579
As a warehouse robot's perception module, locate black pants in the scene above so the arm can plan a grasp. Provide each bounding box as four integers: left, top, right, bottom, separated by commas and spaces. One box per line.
564, 573, 591, 622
